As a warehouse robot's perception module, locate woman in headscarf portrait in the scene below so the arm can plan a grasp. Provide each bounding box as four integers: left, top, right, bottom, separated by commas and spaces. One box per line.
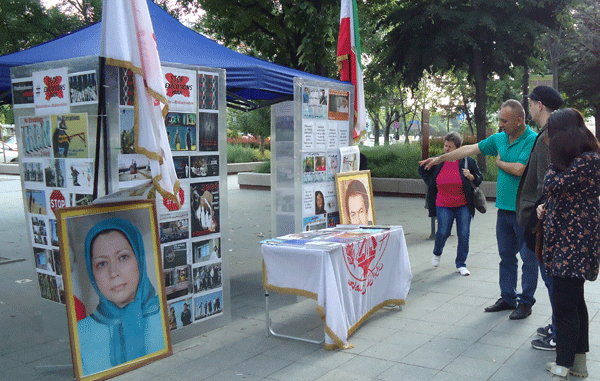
76, 217, 166, 376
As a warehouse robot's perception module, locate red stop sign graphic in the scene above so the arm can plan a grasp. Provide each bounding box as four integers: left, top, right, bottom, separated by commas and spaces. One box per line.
163, 188, 185, 211
50, 190, 66, 214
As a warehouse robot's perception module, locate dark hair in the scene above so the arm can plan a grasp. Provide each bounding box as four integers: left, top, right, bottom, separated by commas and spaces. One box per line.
444, 132, 462, 148
547, 108, 600, 172
344, 180, 369, 217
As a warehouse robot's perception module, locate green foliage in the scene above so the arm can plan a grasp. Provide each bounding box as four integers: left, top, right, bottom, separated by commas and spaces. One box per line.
254, 160, 271, 173
227, 144, 270, 163
361, 144, 422, 179
193, 0, 339, 77
0, 105, 14, 124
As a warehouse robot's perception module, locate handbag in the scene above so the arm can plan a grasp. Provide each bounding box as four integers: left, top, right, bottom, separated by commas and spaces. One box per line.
464, 159, 486, 213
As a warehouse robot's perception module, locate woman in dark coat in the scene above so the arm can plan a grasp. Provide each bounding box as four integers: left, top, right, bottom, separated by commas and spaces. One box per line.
539, 108, 600, 380
418, 132, 483, 276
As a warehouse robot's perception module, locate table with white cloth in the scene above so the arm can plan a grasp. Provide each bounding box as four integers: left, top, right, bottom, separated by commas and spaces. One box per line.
261, 226, 412, 350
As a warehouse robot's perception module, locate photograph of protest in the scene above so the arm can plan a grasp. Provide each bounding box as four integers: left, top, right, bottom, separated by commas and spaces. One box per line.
164, 265, 192, 301
159, 219, 189, 244
49, 219, 59, 246
54, 200, 171, 380
167, 297, 193, 330
31, 216, 48, 245
193, 290, 223, 321
118, 155, 152, 188
23, 161, 45, 183
172, 156, 189, 179
165, 112, 197, 151
198, 112, 218, 151
69, 71, 98, 105
34, 247, 54, 272
37, 272, 60, 303
191, 238, 220, 263
70, 193, 93, 207
44, 158, 66, 188
190, 155, 219, 178
192, 262, 221, 293
68, 160, 93, 188
190, 181, 219, 237
120, 108, 135, 154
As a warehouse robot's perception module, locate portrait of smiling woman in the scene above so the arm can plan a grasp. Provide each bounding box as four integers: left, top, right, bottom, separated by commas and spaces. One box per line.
57, 201, 171, 381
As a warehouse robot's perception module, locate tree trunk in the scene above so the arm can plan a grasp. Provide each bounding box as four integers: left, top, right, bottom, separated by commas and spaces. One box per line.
473, 47, 488, 173
523, 65, 529, 121
595, 105, 600, 139
374, 118, 380, 146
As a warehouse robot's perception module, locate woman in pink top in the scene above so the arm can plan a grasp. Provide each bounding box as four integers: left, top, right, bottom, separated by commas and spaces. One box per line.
418, 132, 483, 276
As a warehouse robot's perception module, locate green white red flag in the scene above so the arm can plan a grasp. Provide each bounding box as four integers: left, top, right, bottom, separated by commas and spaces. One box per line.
337, 0, 366, 141
101, 0, 181, 207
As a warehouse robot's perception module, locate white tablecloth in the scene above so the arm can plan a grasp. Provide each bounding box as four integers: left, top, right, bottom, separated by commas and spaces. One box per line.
262, 226, 412, 349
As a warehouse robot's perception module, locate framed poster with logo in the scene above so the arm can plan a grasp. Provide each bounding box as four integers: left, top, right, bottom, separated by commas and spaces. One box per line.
55, 200, 172, 381
335, 170, 375, 226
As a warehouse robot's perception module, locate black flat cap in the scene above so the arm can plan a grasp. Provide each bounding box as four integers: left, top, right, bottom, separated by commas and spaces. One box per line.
526, 85, 563, 111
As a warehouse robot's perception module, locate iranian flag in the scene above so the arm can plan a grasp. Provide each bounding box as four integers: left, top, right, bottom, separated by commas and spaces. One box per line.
337, 0, 366, 141
101, 0, 181, 207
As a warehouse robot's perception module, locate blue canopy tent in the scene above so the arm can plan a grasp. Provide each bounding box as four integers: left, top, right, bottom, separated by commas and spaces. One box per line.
0, 0, 345, 110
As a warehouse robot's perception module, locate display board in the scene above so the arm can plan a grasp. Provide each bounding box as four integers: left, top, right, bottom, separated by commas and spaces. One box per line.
271, 78, 354, 236
10, 56, 229, 342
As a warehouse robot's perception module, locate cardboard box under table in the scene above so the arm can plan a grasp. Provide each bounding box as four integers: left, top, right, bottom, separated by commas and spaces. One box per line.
261, 226, 412, 349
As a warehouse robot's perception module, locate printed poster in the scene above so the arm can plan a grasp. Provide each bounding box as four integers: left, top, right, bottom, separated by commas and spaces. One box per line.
33, 67, 70, 115
19, 116, 52, 158
198, 112, 218, 152
190, 181, 219, 237
165, 112, 197, 151
328, 89, 350, 121
68, 71, 98, 105
198, 73, 218, 110
163, 67, 197, 112
50, 113, 89, 158
12, 78, 34, 108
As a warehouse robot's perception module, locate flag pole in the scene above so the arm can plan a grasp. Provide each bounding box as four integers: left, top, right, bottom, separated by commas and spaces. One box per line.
93, 56, 107, 200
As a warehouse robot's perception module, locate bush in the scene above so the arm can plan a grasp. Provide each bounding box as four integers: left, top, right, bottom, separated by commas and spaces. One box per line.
227, 144, 270, 163
253, 142, 499, 180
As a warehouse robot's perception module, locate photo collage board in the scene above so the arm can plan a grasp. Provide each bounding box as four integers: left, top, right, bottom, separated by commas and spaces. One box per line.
13, 66, 98, 305
301, 86, 351, 231
117, 66, 223, 330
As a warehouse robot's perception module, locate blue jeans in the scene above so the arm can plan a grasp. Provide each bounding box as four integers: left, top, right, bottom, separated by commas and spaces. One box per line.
434, 205, 471, 268
496, 209, 538, 306
536, 251, 555, 333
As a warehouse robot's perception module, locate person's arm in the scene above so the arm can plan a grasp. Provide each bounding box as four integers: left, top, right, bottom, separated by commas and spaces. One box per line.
419, 144, 481, 170
495, 156, 526, 177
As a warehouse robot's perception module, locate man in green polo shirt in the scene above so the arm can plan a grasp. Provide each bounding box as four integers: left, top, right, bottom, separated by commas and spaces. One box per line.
419, 99, 538, 320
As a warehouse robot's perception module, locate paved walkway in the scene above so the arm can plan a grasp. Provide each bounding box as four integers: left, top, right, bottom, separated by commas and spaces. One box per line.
0, 174, 598, 380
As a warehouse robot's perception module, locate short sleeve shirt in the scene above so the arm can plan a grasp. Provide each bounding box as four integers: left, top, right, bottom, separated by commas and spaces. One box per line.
478, 127, 537, 211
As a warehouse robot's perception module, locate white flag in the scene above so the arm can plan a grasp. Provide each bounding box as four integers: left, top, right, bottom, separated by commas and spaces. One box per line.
101, 0, 180, 206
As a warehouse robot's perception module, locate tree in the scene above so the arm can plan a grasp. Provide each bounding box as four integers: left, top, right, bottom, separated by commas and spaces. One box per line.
0, 0, 83, 56
557, 0, 600, 135
377, 0, 566, 170
229, 107, 271, 153
193, 0, 339, 77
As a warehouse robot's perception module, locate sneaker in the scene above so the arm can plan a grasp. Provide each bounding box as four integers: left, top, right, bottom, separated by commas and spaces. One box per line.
457, 267, 470, 276
431, 255, 441, 267
532, 335, 556, 351
537, 324, 553, 338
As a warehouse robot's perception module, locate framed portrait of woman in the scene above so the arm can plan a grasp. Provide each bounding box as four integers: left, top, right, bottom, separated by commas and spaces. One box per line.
335, 170, 376, 225
55, 200, 172, 381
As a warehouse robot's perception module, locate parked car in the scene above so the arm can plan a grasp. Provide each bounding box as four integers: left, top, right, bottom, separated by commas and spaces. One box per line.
0, 147, 18, 163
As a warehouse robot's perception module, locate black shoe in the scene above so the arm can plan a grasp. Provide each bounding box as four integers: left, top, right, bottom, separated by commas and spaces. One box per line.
484, 298, 517, 312
531, 335, 556, 351
509, 303, 532, 320
537, 324, 553, 338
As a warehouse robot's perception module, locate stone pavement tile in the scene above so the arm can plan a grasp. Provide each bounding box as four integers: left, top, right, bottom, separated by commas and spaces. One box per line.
359, 340, 418, 362
314, 367, 373, 381
588, 344, 600, 361
453, 308, 508, 329
447, 294, 489, 307
382, 330, 433, 347
169, 341, 219, 361
461, 342, 517, 364
420, 303, 479, 325
391, 305, 431, 320
376, 362, 438, 381
3, 338, 71, 364
461, 283, 501, 299
359, 309, 405, 330
198, 326, 253, 348
204, 368, 264, 381
428, 371, 487, 381
230, 354, 293, 378
150, 354, 223, 379
261, 340, 321, 362
0, 354, 24, 372
487, 352, 553, 381
492, 318, 542, 337
443, 355, 502, 379
351, 324, 401, 342
478, 330, 530, 349
335, 355, 395, 379
266, 362, 330, 381
111, 368, 159, 381
0, 363, 71, 381
438, 325, 489, 343
391, 317, 450, 336
226, 316, 265, 336
296, 348, 357, 369
339, 337, 377, 355
400, 337, 471, 370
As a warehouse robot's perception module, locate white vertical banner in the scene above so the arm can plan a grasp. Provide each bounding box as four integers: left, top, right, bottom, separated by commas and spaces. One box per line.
101, 0, 181, 206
